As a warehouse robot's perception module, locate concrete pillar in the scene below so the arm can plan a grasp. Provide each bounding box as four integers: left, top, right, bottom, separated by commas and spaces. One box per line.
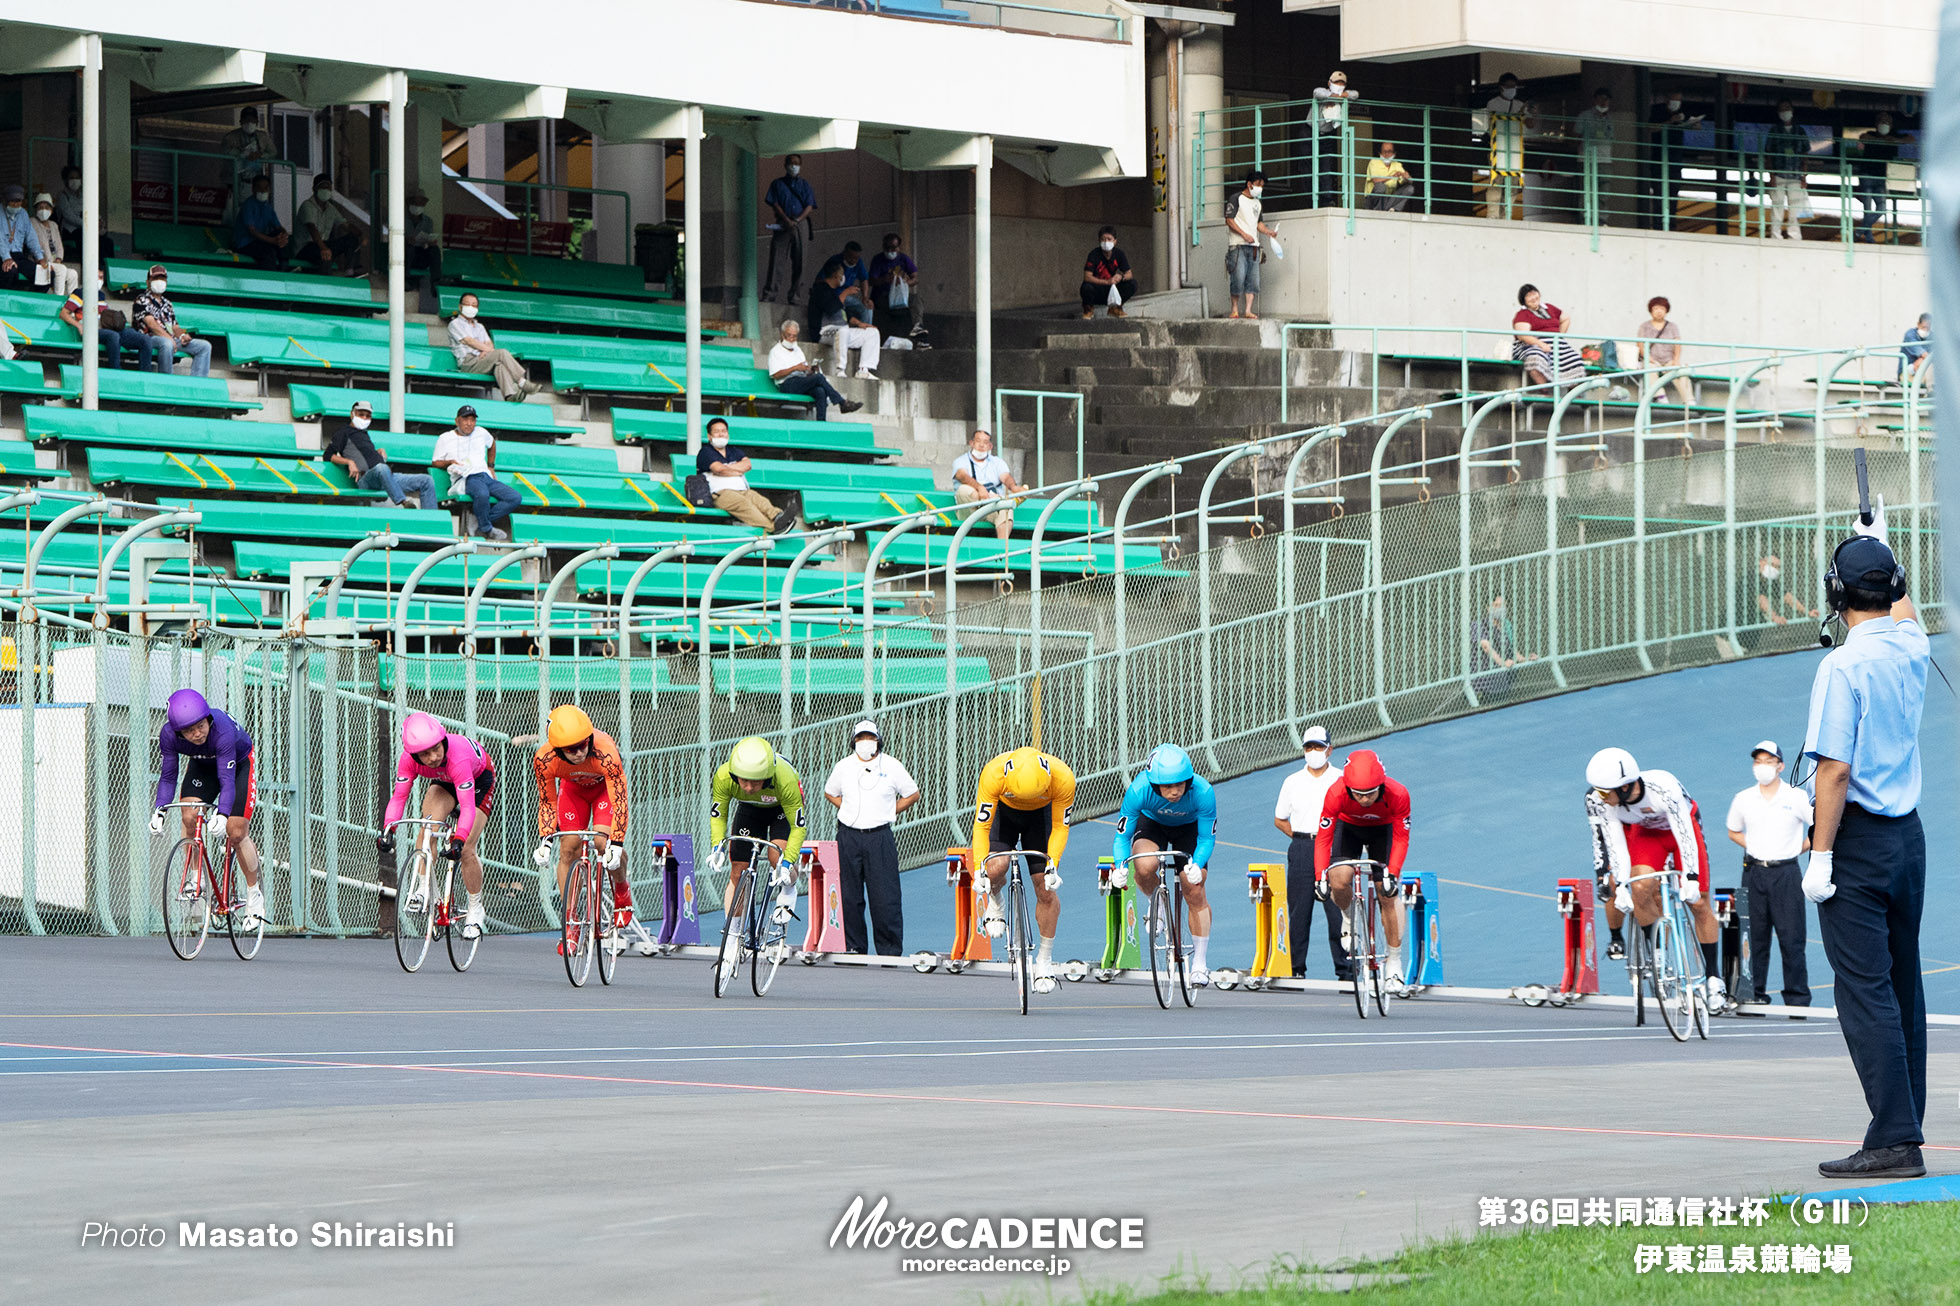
684, 105, 702, 456
737, 147, 759, 340
974, 134, 992, 428
591, 139, 664, 268
102, 64, 133, 245
1147, 29, 1170, 293
1179, 26, 1224, 291
81, 38, 101, 413
387, 72, 407, 437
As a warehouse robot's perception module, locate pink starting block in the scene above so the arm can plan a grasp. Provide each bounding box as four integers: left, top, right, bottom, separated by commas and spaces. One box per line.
799, 840, 846, 955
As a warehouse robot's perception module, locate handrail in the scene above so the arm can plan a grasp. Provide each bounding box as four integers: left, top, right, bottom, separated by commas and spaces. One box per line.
780, 528, 854, 737
90, 510, 199, 605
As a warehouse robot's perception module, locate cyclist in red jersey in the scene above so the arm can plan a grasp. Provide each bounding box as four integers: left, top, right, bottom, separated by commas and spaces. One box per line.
1313, 748, 1413, 993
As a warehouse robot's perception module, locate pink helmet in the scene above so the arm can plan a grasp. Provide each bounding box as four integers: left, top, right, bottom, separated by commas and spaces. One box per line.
402, 712, 447, 755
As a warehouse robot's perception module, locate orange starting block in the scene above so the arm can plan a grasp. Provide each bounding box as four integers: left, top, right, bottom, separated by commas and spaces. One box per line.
1245, 862, 1292, 988
944, 847, 992, 970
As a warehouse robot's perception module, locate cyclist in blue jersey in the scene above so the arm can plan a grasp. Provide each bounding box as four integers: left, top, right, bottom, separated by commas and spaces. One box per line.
148, 688, 265, 923
1110, 743, 1219, 984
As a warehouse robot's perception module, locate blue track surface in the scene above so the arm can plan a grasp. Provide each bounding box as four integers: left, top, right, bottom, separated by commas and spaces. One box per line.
897, 639, 1960, 1009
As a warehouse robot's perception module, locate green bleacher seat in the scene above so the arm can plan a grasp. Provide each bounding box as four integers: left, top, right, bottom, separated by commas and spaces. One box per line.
866, 530, 1179, 577
295, 592, 618, 636
0, 359, 70, 400
550, 359, 801, 405
711, 656, 989, 695
385, 654, 691, 694
132, 220, 253, 266
233, 541, 546, 594
86, 448, 373, 498
435, 288, 713, 338
446, 251, 649, 299
28, 406, 301, 458
107, 260, 378, 313
793, 488, 1098, 535
157, 498, 450, 542
570, 558, 888, 608
1515, 393, 1765, 419
503, 514, 759, 549
0, 302, 79, 351
713, 458, 936, 494
224, 333, 472, 379
163, 302, 393, 348
443, 469, 680, 516
492, 330, 755, 374
345, 432, 620, 478
286, 385, 583, 439
612, 409, 898, 458
54, 366, 260, 413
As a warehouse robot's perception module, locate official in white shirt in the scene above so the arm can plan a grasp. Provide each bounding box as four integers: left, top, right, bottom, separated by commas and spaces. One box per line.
1272, 725, 1352, 980
1725, 739, 1813, 1008
823, 721, 920, 956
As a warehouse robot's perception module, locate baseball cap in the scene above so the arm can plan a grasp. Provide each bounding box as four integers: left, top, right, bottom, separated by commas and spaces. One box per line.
852, 719, 880, 740
350, 399, 373, 416
1302, 726, 1330, 748
1750, 739, 1782, 760
147, 263, 168, 278
2, 185, 23, 203
456, 404, 478, 420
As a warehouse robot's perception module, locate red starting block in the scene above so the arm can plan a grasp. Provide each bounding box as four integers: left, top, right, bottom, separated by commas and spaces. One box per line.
650, 836, 700, 948
944, 847, 992, 967
799, 840, 845, 956
1555, 876, 1599, 998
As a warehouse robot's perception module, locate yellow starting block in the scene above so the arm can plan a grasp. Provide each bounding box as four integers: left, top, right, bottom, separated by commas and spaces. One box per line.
1245, 862, 1292, 989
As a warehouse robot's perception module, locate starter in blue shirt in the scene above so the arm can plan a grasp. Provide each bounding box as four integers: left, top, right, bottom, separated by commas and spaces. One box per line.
1803, 614, 1928, 816
1111, 771, 1218, 868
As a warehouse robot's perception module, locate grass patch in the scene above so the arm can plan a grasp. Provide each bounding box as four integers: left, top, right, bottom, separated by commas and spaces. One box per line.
1060, 1204, 1960, 1305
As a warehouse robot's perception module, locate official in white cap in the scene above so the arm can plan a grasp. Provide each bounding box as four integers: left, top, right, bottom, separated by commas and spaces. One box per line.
823, 721, 920, 956
1724, 739, 1813, 1009
1271, 724, 1353, 979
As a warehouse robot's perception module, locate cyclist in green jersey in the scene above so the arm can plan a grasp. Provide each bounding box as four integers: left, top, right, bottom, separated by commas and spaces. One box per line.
712, 736, 808, 924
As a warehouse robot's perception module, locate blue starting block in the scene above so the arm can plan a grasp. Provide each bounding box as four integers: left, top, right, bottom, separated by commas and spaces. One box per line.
650, 835, 700, 947
1401, 871, 1444, 987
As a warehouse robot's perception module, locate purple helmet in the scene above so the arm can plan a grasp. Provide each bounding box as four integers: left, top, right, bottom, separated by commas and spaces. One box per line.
165, 688, 210, 730
402, 712, 446, 755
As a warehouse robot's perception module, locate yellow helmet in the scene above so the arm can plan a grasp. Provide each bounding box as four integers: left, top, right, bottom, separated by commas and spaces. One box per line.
1002, 746, 1052, 804
546, 704, 594, 750
730, 736, 776, 781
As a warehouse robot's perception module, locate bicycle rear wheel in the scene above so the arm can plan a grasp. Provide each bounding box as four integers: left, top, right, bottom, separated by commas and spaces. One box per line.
162, 837, 211, 961
714, 866, 751, 999
1008, 874, 1030, 1016
445, 865, 479, 973
598, 869, 620, 987
224, 849, 263, 961
1147, 887, 1172, 1010
562, 854, 595, 988
1371, 887, 1393, 1017
1173, 883, 1195, 1008
1348, 890, 1370, 1020
1652, 912, 1689, 1042
394, 849, 435, 974
1628, 926, 1648, 1027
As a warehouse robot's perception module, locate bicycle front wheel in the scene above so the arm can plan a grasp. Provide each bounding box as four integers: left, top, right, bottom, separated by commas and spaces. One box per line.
598, 869, 619, 987
1652, 912, 1689, 1042
1008, 876, 1030, 1016
225, 849, 263, 962
1348, 891, 1370, 1020
714, 867, 751, 999
445, 866, 478, 973
1371, 890, 1392, 1018
751, 884, 786, 998
1173, 883, 1195, 1009
162, 837, 211, 961
395, 849, 435, 973
562, 855, 595, 988
1147, 888, 1172, 1010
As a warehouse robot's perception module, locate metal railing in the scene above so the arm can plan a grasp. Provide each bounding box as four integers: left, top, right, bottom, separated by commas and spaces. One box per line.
369, 169, 633, 262
1195, 95, 1925, 263
31, 136, 306, 229
993, 389, 1086, 486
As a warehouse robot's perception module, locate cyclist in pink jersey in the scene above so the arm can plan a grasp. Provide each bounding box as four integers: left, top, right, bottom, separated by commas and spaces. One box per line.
382, 713, 496, 939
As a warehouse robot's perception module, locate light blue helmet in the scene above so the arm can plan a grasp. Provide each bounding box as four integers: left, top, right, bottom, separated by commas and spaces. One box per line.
1145, 743, 1195, 786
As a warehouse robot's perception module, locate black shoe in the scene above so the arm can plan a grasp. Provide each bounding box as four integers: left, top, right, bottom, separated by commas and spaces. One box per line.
768, 512, 798, 536
1606, 939, 1625, 960
837, 399, 863, 415
1818, 1145, 1924, 1179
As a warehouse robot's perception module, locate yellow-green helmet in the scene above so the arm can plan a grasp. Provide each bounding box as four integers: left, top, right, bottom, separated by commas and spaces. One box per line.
729, 736, 776, 781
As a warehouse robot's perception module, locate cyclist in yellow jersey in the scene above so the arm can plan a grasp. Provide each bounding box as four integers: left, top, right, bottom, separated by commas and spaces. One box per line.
971, 745, 1076, 982
711, 736, 807, 925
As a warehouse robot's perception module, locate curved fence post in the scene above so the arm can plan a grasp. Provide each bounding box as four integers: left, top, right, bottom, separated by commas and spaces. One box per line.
1724, 355, 1788, 650
461, 543, 548, 741
1543, 377, 1616, 690
614, 542, 693, 822
536, 543, 620, 752
1195, 444, 1264, 771
1367, 410, 1433, 726
89, 512, 199, 604
697, 537, 775, 812
1114, 462, 1180, 769
779, 529, 853, 739
1028, 479, 1096, 752
860, 508, 942, 717
1632, 364, 1697, 665
1280, 428, 1343, 735
940, 500, 1012, 839
1455, 392, 1522, 707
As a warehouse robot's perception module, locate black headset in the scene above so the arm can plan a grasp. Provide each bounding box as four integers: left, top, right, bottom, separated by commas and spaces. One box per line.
1822, 536, 1908, 613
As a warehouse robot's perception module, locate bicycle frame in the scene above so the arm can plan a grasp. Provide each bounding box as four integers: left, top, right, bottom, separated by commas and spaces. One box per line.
1120, 849, 1196, 1009
1326, 857, 1399, 1017
1618, 867, 1707, 1039
160, 799, 236, 914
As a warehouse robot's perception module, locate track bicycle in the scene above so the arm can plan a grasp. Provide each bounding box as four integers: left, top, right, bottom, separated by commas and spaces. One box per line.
1116, 849, 1197, 1010
978, 847, 1050, 1015
712, 834, 795, 999
386, 817, 478, 974
548, 828, 620, 989
1619, 868, 1710, 1042
157, 799, 261, 961
1324, 858, 1396, 1018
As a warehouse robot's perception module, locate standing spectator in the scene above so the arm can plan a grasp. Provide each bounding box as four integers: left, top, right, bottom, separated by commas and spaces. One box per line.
1511, 284, 1580, 387
54, 165, 86, 259
1577, 88, 1619, 218
697, 417, 794, 534
809, 263, 881, 380
324, 399, 438, 509
133, 265, 212, 376
1733, 552, 1817, 654
59, 266, 152, 370
1802, 521, 1929, 1179
1080, 226, 1135, 319
1223, 171, 1276, 320
767, 320, 859, 420
1854, 113, 1898, 242
1483, 74, 1528, 219
1272, 725, 1354, 981
1643, 88, 1706, 228
1762, 100, 1811, 241
0, 186, 46, 291
950, 429, 1023, 544
448, 292, 538, 401
293, 174, 366, 275
1725, 740, 1813, 1009
823, 720, 921, 957
432, 405, 520, 541
1310, 71, 1360, 208
220, 106, 279, 199
232, 175, 290, 270
404, 189, 443, 302
1364, 142, 1415, 212
761, 154, 817, 306
1468, 593, 1538, 700
1635, 296, 1695, 408
868, 232, 925, 341
27, 194, 73, 297
1899, 313, 1931, 383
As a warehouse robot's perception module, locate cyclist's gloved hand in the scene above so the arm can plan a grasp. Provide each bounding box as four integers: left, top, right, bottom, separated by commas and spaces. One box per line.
374, 831, 392, 854
445, 835, 466, 863
1803, 850, 1836, 904
1613, 885, 1634, 914
149, 808, 166, 834
1853, 494, 1888, 545
1181, 863, 1205, 885
532, 840, 553, 868
1313, 874, 1328, 901
601, 845, 622, 872
1679, 880, 1702, 904
204, 809, 229, 838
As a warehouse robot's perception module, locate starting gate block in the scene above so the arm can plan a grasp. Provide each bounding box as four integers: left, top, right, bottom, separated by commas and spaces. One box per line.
1246, 863, 1292, 984
945, 847, 992, 964
1714, 887, 1742, 995
1401, 872, 1444, 987
1097, 856, 1142, 974
799, 840, 845, 955
1554, 876, 1598, 997
650, 835, 700, 948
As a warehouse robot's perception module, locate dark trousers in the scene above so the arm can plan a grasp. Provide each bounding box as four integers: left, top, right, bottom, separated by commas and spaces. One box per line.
1079, 279, 1134, 311
238, 238, 290, 271
462, 472, 521, 535
837, 823, 903, 956
1285, 834, 1353, 979
1817, 805, 1926, 1150
1742, 858, 1810, 1005
777, 369, 846, 420
762, 215, 812, 305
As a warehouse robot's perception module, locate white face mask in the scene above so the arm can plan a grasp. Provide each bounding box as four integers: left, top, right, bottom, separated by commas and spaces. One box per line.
408, 205, 425, 217
786, 164, 801, 177
1490, 605, 1506, 622
315, 188, 332, 202
1303, 748, 1328, 770
1779, 110, 1794, 123
1100, 239, 1115, 252
1595, 104, 1610, 115
33, 208, 49, 221
1761, 564, 1780, 582
66, 178, 81, 193
1501, 87, 1517, 100
253, 189, 270, 202
1753, 763, 1780, 785
1249, 186, 1263, 199
148, 279, 167, 294
710, 436, 728, 451
1666, 99, 1682, 112
855, 740, 879, 761
1877, 122, 1893, 135
460, 304, 478, 319
351, 415, 371, 430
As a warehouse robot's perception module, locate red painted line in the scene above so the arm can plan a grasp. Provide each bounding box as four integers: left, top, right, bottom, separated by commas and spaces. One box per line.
5, 1038, 1954, 1153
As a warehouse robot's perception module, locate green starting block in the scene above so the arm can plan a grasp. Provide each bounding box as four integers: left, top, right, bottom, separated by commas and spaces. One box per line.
1095, 855, 1143, 977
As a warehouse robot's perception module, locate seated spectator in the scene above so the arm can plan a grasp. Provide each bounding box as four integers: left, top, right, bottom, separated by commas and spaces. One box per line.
950, 429, 1023, 544
293, 174, 366, 276
405, 189, 443, 303
1081, 226, 1135, 319
325, 399, 438, 509
1511, 284, 1581, 387
55, 165, 84, 256
767, 319, 860, 421
220, 107, 279, 200
27, 193, 75, 297
1732, 553, 1816, 655
821, 241, 874, 315
868, 232, 926, 342
1635, 296, 1695, 408
432, 405, 520, 541
1364, 142, 1416, 212
132, 264, 212, 377
1469, 593, 1538, 699
448, 293, 538, 402
697, 417, 795, 535
809, 263, 880, 380
59, 266, 154, 370
232, 175, 291, 270
1900, 313, 1931, 383
0, 186, 46, 291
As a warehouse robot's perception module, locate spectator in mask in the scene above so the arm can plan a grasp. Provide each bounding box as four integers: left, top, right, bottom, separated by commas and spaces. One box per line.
220, 106, 279, 198
1483, 74, 1529, 220
1364, 142, 1415, 212
1643, 87, 1706, 229
232, 174, 291, 270
1899, 313, 1931, 383
1725, 740, 1813, 1009
448, 292, 538, 401
1762, 100, 1811, 241
324, 399, 438, 509
868, 232, 925, 341
808, 262, 880, 380
54, 165, 86, 257
1272, 726, 1353, 980
133, 264, 212, 376
60, 264, 155, 369
1224, 171, 1277, 319
404, 189, 443, 303
1311, 71, 1360, 208
0, 185, 46, 291
767, 319, 860, 420
1469, 593, 1538, 699
1731, 552, 1816, 654
1080, 226, 1135, 319
294, 173, 366, 275
1854, 114, 1899, 242
761, 155, 817, 306
950, 429, 1023, 544
697, 417, 794, 534
27, 193, 73, 297
824, 720, 920, 957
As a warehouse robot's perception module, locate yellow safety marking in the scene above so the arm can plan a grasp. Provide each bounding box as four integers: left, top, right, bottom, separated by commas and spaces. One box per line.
196, 455, 237, 490
163, 452, 208, 488
912, 493, 953, 527
548, 475, 586, 509
646, 363, 686, 394
0, 317, 32, 344
293, 460, 344, 495
654, 479, 693, 514
511, 472, 548, 506
285, 336, 332, 368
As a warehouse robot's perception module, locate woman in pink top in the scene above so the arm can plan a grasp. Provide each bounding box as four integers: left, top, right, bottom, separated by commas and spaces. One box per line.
381, 712, 496, 938
1635, 296, 1696, 409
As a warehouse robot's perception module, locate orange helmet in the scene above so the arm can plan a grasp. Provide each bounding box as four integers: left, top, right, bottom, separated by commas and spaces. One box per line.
546, 704, 594, 750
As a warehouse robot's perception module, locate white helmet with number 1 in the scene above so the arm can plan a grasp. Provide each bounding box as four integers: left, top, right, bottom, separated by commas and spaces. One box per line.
1586, 747, 1641, 793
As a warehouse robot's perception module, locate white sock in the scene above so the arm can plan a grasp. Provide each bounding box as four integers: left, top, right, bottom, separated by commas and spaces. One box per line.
1389, 945, 1404, 976
1192, 935, 1209, 970
1038, 936, 1054, 965
467, 891, 482, 909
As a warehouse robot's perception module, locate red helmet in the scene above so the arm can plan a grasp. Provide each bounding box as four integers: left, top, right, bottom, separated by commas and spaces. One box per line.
1344, 749, 1386, 794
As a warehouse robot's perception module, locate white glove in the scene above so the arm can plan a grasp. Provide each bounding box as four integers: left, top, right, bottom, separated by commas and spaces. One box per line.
1182, 866, 1204, 885
1042, 871, 1062, 892
601, 845, 622, 872
149, 808, 166, 835
533, 840, 553, 868
1803, 851, 1836, 904
204, 809, 228, 838
1852, 494, 1888, 545
1679, 880, 1702, 905
1613, 886, 1633, 914
1108, 864, 1130, 890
